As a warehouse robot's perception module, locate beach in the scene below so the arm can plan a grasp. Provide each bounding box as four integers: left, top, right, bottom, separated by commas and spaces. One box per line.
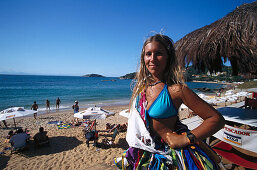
0, 105, 129, 170
0, 88, 256, 170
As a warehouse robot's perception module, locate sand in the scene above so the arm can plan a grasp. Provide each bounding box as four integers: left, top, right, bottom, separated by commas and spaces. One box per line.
0, 105, 129, 170
1, 100, 256, 170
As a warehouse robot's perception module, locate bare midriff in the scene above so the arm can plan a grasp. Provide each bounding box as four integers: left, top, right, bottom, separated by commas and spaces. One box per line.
150, 116, 177, 138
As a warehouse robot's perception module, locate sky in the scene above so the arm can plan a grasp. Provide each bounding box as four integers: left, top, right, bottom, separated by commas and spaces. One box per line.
0, 0, 255, 77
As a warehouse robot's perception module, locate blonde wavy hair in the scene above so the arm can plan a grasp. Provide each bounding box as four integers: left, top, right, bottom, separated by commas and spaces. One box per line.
130, 34, 185, 106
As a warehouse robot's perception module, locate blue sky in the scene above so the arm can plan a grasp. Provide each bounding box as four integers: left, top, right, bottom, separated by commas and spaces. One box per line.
0, 0, 255, 77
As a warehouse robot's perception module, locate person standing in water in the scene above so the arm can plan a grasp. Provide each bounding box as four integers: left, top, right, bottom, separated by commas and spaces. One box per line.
56, 97, 61, 110
46, 99, 50, 112
72, 101, 79, 113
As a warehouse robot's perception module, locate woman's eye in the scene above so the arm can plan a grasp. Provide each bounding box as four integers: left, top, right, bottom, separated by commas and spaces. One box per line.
156, 51, 162, 56
145, 52, 151, 57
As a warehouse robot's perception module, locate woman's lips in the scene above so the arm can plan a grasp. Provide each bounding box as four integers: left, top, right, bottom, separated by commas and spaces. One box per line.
149, 65, 158, 68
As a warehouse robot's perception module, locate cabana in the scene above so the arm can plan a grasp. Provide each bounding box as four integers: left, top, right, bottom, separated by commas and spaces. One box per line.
175, 1, 257, 77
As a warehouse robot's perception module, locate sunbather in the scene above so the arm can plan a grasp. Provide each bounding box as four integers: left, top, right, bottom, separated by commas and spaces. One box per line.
106, 123, 128, 132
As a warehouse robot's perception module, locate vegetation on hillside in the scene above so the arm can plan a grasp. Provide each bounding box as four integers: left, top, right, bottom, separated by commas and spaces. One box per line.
184, 66, 247, 83
120, 72, 136, 79
119, 66, 255, 83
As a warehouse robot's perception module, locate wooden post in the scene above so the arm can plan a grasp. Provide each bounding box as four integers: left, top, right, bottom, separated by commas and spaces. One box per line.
94, 119, 96, 131
13, 118, 17, 129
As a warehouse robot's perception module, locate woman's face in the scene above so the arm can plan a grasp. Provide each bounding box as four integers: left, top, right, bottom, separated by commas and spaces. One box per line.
144, 41, 168, 80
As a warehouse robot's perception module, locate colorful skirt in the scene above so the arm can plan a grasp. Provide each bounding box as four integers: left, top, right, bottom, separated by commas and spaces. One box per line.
114, 143, 220, 170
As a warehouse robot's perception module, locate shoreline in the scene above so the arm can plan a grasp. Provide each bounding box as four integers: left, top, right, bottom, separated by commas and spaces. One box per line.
191, 80, 233, 85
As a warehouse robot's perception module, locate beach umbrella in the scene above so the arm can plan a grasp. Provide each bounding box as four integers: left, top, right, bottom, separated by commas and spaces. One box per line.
0, 107, 37, 128
74, 107, 114, 120
175, 1, 257, 76
119, 109, 129, 118
74, 107, 114, 131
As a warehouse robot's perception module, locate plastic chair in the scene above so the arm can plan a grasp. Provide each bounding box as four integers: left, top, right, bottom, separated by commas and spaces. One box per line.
102, 128, 119, 146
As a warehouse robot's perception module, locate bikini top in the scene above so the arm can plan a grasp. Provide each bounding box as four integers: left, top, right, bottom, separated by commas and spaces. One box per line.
147, 84, 178, 119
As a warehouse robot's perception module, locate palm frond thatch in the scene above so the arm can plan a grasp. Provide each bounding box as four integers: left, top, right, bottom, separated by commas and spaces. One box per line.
175, 1, 257, 76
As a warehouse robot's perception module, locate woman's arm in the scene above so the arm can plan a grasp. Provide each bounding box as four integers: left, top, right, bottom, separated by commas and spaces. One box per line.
180, 86, 225, 141
162, 84, 225, 148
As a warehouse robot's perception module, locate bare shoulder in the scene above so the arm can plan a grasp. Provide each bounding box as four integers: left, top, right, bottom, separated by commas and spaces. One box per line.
167, 83, 188, 96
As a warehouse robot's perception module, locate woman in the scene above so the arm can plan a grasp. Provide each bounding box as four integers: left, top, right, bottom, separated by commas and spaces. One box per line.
116, 34, 225, 169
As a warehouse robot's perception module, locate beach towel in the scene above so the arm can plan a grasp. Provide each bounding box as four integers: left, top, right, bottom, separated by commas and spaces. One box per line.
57, 123, 71, 129
115, 90, 219, 170
48, 121, 63, 124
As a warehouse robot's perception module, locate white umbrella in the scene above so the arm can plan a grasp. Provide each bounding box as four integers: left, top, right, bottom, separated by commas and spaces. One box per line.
74, 107, 114, 120
119, 109, 129, 118
0, 107, 37, 128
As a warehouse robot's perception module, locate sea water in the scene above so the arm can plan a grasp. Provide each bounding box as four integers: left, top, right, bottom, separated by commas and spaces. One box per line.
0, 75, 225, 113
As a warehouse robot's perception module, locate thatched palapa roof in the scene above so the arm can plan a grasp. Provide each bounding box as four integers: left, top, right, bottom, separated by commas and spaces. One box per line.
175, 1, 257, 76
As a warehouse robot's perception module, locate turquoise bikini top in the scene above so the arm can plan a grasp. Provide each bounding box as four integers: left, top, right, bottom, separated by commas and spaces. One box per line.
147, 84, 178, 119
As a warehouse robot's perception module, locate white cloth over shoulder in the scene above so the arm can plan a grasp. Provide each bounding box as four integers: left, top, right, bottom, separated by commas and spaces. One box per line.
126, 99, 172, 157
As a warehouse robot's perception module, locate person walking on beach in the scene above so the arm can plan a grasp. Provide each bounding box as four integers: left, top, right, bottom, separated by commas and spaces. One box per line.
115, 34, 225, 169
31, 101, 38, 119
56, 97, 61, 110
46, 99, 50, 112
72, 101, 80, 124
72, 101, 79, 113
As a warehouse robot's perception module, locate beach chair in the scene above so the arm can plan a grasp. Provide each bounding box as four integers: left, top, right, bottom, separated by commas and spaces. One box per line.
102, 128, 119, 146
84, 120, 99, 147
212, 141, 257, 169
85, 130, 99, 147
81, 119, 93, 127
83, 120, 96, 133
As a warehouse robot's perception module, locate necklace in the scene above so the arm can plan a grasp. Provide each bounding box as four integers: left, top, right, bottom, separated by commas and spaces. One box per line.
148, 81, 162, 86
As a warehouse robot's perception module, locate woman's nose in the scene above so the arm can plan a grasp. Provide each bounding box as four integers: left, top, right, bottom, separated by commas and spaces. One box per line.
149, 53, 156, 62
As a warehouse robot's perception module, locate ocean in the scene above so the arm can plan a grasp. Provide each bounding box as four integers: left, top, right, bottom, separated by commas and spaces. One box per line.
0, 75, 225, 113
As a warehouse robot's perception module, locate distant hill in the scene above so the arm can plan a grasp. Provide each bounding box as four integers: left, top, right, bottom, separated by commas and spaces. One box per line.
120, 72, 136, 79
83, 74, 104, 77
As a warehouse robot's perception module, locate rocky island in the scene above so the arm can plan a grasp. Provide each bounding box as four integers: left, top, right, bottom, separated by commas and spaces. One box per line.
119, 72, 136, 79
83, 74, 104, 77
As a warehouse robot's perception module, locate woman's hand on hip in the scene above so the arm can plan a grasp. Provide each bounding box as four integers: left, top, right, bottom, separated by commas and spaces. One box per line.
165, 132, 190, 149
